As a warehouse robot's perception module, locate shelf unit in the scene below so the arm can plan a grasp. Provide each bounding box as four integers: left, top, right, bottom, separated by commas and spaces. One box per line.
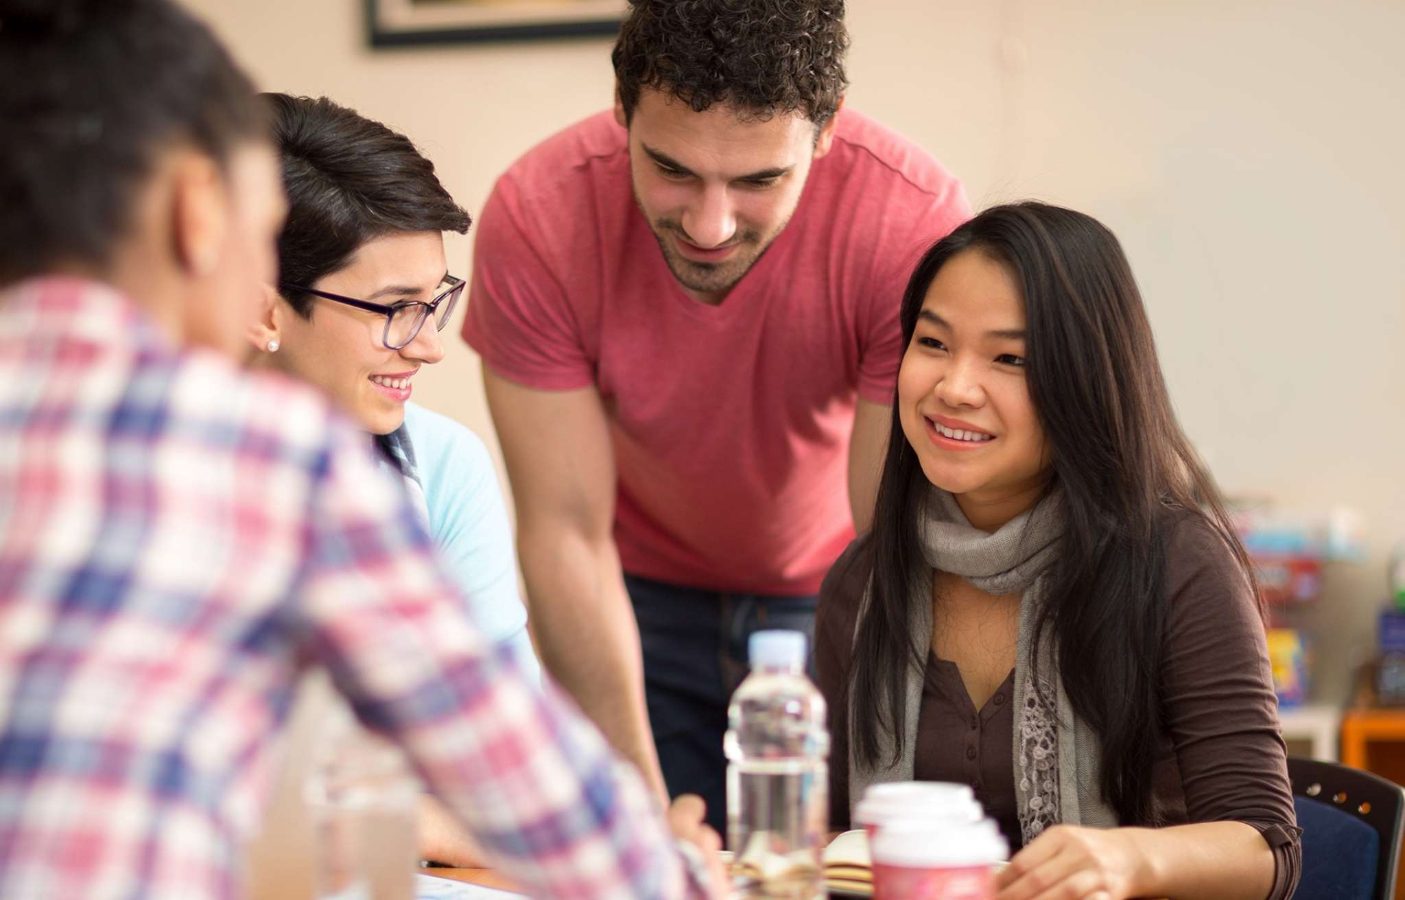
1279, 703, 1341, 761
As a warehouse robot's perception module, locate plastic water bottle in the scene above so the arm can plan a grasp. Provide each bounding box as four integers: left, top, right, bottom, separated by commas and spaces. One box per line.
725, 630, 829, 899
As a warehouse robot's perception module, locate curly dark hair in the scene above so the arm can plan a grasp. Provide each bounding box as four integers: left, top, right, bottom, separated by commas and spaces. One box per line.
612, 0, 848, 126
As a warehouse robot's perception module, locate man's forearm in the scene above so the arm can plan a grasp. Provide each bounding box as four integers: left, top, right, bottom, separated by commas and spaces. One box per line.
519, 534, 668, 800
848, 399, 891, 535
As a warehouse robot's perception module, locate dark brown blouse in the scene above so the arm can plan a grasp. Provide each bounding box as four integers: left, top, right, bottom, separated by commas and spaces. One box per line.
815, 518, 1302, 899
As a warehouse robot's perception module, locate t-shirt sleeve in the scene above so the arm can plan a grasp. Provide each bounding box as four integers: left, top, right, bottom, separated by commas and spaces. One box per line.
462, 174, 595, 391
856, 178, 971, 405
1159, 518, 1301, 898
404, 404, 540, 685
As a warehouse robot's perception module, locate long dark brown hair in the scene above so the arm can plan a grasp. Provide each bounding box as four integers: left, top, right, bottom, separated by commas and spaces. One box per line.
850, 202, 1256, 824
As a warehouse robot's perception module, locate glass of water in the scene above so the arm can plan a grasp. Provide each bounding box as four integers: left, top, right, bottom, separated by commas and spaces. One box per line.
306, 729, 420, 900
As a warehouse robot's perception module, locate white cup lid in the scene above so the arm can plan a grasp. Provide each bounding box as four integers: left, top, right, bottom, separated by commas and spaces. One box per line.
864, 781, 974, 802
871, 818, 1008, 868
855, 788, 982, 826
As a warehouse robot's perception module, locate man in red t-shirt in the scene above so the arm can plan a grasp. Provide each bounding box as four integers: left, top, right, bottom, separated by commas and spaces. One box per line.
464, 0, 970, 833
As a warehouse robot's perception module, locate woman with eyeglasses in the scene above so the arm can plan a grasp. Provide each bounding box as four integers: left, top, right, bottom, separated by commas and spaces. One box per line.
247, 93, 536, 866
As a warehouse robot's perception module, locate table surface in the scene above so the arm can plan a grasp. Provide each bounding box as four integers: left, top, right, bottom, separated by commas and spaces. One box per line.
425, 867, 871, 899
426, 867, 521, 892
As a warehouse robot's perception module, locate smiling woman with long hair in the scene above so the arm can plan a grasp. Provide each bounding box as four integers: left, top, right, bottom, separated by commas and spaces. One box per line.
815, 202, 1300, 899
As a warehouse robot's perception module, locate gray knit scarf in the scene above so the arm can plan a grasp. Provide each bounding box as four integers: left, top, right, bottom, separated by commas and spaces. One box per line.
848, 488, 1118, 844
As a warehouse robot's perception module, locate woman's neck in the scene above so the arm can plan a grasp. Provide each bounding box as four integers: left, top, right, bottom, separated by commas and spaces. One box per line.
952, 481, 1049, 533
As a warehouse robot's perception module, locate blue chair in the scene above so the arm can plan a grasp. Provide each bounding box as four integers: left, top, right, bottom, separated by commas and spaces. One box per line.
1289, 756, 1405, 899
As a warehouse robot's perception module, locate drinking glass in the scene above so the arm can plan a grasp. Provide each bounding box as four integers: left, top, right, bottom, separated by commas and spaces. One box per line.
306, 730, 419, 900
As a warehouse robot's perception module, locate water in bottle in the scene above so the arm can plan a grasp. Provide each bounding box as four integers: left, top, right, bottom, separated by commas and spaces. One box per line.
725, 629, 829, 899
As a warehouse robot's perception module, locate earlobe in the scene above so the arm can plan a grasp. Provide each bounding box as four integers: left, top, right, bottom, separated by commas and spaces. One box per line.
813, 95, 845, 160
244, 282, 282, 356
171, 153, 226, 278
613, 85, 628, 128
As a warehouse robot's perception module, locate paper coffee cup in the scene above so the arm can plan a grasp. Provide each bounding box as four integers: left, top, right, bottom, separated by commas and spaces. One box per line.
871, 818, 1007, 900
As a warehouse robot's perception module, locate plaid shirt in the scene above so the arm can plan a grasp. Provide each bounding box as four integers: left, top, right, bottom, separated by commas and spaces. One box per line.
0, 278, 708, 899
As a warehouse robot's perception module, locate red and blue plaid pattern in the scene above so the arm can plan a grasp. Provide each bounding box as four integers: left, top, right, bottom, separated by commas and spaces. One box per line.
0, 278, 706, 898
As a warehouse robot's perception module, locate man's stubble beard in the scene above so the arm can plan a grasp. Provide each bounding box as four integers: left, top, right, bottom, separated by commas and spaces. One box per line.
634, 188, 791, 299
651, 225, 770, 297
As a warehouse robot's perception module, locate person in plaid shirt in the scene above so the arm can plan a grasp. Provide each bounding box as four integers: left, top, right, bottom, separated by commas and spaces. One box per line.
0, 0, 722, 897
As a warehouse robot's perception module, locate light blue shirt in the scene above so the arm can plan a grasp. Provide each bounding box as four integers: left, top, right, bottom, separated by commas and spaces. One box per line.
399, 402, 540, 682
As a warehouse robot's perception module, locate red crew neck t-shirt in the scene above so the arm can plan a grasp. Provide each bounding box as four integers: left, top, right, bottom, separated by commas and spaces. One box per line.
465, 109, 969, 595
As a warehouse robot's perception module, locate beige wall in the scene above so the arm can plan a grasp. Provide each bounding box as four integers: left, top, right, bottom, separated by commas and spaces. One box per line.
187, 0, 1405, 704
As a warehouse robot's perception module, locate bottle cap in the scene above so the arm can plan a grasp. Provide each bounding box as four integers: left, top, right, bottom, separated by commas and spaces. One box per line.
749, 629, 807, 670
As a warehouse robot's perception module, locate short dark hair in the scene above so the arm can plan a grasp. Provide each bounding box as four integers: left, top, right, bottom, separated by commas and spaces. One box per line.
612, 0, 848, 126
264, 94, 471, 318
0, 0, 266, 284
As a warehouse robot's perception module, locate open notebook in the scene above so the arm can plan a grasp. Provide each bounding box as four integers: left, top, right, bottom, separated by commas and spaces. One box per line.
823, 830, 872, 896
416, 873, 523, 899
725, 830, 871, 897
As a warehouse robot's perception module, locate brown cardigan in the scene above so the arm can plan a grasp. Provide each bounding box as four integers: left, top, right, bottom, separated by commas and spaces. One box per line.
815, 517, 1301, 899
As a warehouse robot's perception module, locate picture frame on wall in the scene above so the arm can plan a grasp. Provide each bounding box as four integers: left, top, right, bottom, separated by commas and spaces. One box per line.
366, 0, 627, 48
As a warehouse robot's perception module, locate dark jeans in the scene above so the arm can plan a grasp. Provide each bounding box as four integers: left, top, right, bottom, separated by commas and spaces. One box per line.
625, 573, 818, 839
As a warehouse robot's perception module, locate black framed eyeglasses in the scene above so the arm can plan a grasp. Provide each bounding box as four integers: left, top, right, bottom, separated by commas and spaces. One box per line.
279, 274, 465, 351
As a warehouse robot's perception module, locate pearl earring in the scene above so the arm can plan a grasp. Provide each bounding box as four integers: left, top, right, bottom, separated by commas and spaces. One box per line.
266, 339, 280, 353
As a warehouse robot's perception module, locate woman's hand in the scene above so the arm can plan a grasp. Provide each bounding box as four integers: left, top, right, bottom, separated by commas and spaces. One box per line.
666, 794, 730, 898
995, 825, 1149, 900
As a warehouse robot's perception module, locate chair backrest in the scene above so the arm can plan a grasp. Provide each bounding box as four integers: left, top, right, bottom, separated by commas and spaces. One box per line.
1288, 756, 1405, 900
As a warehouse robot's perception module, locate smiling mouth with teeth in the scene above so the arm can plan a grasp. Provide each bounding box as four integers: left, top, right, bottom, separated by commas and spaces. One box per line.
931, 419, 994, 443
369, 375, 411, 391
